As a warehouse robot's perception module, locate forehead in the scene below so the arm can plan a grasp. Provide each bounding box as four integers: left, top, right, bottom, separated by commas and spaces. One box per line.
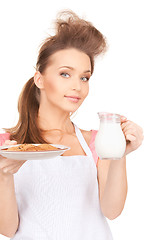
48, 48, 91, 70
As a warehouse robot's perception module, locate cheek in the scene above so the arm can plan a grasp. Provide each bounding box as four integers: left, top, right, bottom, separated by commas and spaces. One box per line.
44, 79, 57, 95
43, 79, 66, 101
84, 85, 89, 97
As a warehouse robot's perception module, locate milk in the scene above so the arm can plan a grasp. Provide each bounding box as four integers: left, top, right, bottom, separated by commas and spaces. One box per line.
95, 113, 126, 160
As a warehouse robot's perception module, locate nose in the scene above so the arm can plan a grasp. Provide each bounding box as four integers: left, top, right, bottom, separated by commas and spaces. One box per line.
72, 78, 81, 91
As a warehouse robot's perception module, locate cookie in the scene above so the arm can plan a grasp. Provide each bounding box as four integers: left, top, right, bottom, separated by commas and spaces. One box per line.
5, 144, 60, 152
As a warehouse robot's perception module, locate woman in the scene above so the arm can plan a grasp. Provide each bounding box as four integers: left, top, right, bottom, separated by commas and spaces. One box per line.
0, 10, 144, 239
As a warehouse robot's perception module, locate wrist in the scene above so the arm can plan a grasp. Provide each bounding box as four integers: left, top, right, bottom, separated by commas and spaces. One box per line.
109, 156, 126, 168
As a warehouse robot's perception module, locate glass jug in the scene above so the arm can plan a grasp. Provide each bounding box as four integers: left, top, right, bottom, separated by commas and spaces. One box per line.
95, 112, 126, 160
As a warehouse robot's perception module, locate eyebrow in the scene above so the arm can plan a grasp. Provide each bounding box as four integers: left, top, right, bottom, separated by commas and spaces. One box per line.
58, 66, 91, 73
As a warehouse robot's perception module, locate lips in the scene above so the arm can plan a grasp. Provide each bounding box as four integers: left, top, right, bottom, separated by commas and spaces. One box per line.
64, 95, 81, 103
65, 96, 80, 100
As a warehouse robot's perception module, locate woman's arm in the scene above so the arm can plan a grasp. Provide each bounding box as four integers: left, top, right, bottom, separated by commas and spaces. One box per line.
98, 116, 143, 220
0, 140, 26, 238
0, 173, 19, 238
99, 156, 127, 220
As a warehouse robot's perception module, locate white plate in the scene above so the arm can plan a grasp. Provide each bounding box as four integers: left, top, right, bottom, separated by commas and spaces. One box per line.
0, 144, 70, 160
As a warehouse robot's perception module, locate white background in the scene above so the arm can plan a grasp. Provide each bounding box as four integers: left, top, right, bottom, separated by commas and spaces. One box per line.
0, 0, 164, 239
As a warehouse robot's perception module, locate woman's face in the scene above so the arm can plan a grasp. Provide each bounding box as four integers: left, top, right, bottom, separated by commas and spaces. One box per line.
37, 48, 92, 113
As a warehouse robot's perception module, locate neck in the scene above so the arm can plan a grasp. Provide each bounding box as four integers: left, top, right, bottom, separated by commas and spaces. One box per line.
37, 105, 75, 136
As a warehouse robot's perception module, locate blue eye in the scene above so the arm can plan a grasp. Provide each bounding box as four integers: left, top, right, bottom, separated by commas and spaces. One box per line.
60, 72, 89, 82
61, 72, 70, 78
81, 76, 89, 82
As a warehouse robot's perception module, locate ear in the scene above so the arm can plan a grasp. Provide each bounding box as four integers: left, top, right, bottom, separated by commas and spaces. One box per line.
34, 71, 44, 89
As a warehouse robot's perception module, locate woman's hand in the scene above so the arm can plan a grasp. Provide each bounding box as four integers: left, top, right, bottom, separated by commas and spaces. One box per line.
120, 116, 144, 156
0, 140, 27, 176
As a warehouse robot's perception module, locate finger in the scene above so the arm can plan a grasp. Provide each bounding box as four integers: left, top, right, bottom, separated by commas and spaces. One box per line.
10, 163, 25, 174
127, 129, 144, 143
3, 165, 21, 175
3, 140, 11, 145
0, 158, 18, 167
0, 159, 26, 169
124, 128, 138, 136
122, 121, 142, 132
120, 115, 127, 120
124, 129, 137, 141
0, 162, 15, 171
121, 124, 131, 132
2, 163, 20, 173
120, 116, 127, 123
124, 126, 137, 134
126, 134, 136, 141
3, 140, 17, 146
10, 140, 17, 144
2, 160, 26, 174
121, 120, 131, 128
121, 121, 135, 131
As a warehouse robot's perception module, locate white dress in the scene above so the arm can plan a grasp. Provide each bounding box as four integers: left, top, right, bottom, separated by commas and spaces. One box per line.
11, 122, 113, 240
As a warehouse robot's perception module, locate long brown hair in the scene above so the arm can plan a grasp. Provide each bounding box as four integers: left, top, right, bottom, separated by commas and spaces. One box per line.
3, 10, 108, 143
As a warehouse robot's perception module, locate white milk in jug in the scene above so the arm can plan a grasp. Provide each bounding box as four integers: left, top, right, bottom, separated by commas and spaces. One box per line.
95, 113, 126, 160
